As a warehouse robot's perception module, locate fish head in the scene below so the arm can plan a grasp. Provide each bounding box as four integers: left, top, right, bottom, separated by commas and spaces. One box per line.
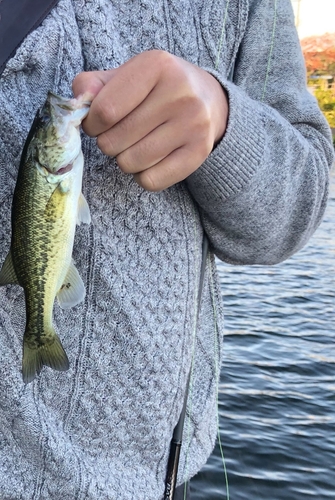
34, 92, 91, 176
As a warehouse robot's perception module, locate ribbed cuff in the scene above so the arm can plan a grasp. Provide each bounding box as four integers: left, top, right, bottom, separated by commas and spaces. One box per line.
186, 71, 266, 205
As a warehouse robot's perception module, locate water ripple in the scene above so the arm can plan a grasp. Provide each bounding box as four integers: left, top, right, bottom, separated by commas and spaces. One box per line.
192, 174, 335, 499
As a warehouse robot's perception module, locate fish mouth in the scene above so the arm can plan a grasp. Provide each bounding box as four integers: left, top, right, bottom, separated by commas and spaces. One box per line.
38, 162, 73, 178
47, 91, 91, 123
54, 163, 73, 175
48, 91, 91, 108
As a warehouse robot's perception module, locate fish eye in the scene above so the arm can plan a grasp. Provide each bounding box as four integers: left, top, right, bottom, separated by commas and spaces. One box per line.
39, 110, 51, 125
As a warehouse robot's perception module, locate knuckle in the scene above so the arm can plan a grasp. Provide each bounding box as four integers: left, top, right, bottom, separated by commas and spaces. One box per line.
156, 50, 178, 76
97, 133, 116, 156
72, 72, 90, 94
116, 152, 134, 174
136, 138, 153, 164
94, 99, 118, 128
135, 170, 160, 192
200, 106, 212, 131
176, 88, 208, 124
154, 49, 172, 63
191, 103, 212, 138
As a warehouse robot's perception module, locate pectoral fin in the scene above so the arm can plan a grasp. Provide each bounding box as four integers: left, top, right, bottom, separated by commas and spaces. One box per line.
0, 250, 19, 286
57, 261, 85, 309
77, 193, 91, 225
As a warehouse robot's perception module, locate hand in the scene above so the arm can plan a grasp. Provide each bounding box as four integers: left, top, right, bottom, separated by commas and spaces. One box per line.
73, 50, 229, 191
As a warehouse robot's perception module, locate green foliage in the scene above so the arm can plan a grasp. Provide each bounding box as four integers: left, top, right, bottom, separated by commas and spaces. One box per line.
314, 89, 335, 128
323, 102, 335, 112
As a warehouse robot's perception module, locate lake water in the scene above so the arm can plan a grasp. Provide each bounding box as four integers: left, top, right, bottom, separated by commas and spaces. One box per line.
192, 172, 335, 499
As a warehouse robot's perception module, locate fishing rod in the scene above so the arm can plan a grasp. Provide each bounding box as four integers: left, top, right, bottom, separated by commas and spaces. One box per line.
164, 235, 209, 500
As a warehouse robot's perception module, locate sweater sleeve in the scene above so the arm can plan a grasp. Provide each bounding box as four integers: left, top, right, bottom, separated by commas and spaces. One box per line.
185, 0, 334, 265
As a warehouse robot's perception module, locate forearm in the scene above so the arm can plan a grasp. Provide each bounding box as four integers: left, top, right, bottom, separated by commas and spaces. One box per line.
186, 0, 334, 265
187, 87, 332, 264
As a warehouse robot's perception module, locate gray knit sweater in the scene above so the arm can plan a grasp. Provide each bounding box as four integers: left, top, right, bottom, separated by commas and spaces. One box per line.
0, 0, 333, 499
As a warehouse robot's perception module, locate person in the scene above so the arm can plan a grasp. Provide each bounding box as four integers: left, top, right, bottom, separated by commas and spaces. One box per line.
0, 0, 333, 499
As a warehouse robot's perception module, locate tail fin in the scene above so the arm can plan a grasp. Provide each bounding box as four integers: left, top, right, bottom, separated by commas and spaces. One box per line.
22, 329, 69, 384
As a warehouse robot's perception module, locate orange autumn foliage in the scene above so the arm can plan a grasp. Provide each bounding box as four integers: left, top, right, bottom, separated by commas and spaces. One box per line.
300, 33, 335, 76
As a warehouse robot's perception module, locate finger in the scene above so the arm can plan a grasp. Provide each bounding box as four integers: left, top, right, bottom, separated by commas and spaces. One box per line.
114, 121, 186, 174
96, 82, 182, 157
72, 70, 115, 101
84, 51, 168, 137
133, 144, 208, 192
96, 71, 213, 158
96, 96, 165, 157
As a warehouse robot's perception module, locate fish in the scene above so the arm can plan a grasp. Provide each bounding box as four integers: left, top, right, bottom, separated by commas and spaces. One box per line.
0, 91, 91, 384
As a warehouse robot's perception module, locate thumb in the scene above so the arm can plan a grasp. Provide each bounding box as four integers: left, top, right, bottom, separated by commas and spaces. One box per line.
72, 69, 115, 100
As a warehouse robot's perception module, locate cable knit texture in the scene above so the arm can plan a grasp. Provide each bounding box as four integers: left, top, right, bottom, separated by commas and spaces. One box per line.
0, 0, 333, 499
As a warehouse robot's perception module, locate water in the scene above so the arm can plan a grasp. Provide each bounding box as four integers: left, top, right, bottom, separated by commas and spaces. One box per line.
192, 172, 335, 499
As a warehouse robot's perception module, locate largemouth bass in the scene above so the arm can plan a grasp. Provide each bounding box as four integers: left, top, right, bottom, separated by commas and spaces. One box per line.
0, 92, 91, 384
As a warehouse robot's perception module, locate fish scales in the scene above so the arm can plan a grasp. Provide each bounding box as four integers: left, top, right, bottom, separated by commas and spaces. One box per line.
13, 159, 72, 344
